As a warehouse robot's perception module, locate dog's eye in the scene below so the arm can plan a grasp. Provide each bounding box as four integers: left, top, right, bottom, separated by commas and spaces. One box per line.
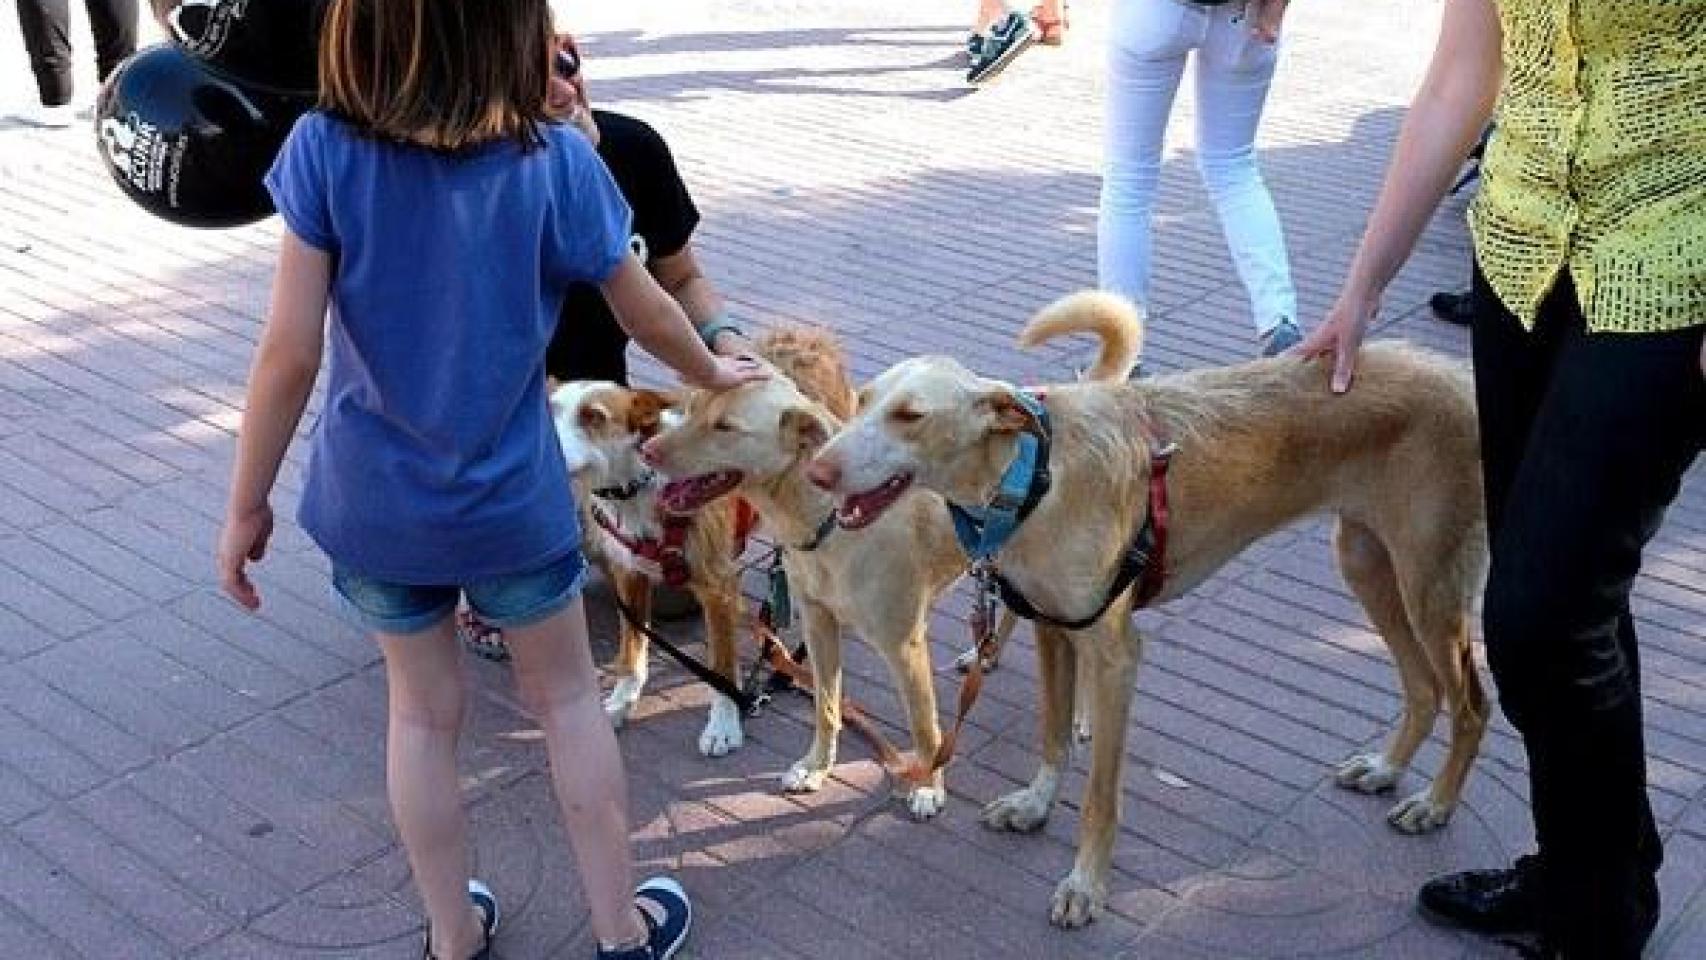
889, 408, 923, 424
713, 420, 736, 432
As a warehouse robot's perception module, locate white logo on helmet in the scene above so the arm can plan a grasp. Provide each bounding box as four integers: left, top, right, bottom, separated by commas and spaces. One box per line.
166, 0, 251, 58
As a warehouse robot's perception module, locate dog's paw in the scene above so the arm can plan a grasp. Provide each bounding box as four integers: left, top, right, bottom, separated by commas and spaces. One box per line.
1049, 868, 1106, 928
697, 695, 744, 758
1072, 713, 1092, 744
906, 784, 947, 820
953, 644, 1000, 674
981, 787, 1052, 833
1387, 791, 1453, 834
1334, 752, 1401, 794
781, 760, 830, 794
603, 673, 647, 728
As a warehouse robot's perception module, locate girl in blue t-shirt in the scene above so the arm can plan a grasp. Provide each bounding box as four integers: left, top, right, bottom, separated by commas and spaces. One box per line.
215, 2, 761, 958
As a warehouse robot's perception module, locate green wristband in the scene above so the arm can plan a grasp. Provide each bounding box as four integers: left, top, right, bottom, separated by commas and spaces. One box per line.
698, 314, 744, 349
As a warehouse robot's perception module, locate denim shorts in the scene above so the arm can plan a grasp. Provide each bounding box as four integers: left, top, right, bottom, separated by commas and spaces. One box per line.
331, 550, 588, 635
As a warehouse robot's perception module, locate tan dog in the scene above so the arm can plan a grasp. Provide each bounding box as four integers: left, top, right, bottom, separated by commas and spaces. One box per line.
640, 329, 995, 818
808, 291, 1489, 927
550, 381, 755, 757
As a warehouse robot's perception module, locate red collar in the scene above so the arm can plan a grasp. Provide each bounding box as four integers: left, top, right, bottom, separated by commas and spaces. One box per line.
591, 499, 760, 589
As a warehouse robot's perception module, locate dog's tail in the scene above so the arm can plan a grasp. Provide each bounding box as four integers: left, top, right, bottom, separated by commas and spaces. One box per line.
1017, 290, 1145, 382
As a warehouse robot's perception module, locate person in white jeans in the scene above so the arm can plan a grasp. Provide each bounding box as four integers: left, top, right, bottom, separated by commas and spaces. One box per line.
1097, 0, 1299, 358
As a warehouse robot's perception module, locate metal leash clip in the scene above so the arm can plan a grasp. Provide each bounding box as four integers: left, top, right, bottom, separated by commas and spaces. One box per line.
968, 559, 1001, 648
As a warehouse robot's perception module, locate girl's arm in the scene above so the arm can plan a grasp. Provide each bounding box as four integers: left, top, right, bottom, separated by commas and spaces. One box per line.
650, 242, 755, 357
600, 252, 765, 389
1298, 0, 1503, 392
218, 231, 331, 610
1249, 0, 1291, 44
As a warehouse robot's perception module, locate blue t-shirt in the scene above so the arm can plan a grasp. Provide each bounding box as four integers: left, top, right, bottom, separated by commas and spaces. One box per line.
264, 112, 633, 584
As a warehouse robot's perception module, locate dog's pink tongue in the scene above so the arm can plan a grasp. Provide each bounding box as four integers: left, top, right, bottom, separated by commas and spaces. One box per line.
660, 479, 693, 510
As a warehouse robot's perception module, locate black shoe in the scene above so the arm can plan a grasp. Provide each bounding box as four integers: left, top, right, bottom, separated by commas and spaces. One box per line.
966, 11, 1038, 84
1429, 289, 1474, 326
1417, 856, 1542, 937
597, 877, 693, 960
423, 879, 499, 960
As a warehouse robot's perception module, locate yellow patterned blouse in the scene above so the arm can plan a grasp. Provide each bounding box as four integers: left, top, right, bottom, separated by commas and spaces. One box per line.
1470, 0, 1706, 333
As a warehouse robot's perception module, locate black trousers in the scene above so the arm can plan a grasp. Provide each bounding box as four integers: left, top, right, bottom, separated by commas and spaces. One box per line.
14, 0, 137, 106
1471, 267, 1705, 957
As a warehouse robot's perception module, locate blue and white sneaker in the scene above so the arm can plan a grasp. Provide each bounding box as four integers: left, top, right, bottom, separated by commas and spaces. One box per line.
424, 879, 499, 960
1259, 317, 1303, 357
596, 876, 692, 960
967, 11, 1039, 84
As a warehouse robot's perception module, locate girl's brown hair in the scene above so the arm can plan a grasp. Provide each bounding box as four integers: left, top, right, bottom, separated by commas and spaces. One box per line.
319, 0, 554, 151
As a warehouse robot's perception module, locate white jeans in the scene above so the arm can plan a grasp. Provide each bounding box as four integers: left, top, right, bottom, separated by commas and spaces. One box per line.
1097, 0, 1296, 334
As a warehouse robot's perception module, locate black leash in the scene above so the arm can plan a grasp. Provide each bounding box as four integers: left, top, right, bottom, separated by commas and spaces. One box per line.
610, 593, 772, 716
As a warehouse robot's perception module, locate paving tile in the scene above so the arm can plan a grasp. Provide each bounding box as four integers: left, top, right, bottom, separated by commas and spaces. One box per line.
0, 663, 154, 777
13, 804, 233, 951
0, 826, 175, 959
70, 779, 291, 923
0, 901, 76, 959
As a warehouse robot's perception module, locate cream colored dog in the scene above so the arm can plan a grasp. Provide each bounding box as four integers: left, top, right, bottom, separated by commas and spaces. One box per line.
550, 381, 753, 758
808, 291, 1489, 927
640, 329, 1006, 818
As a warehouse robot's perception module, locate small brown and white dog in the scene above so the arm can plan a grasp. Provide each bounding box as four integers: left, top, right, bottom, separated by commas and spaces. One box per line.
808, 291, 1489, 927
639, 329, 996, 818
549, 381, 757, 757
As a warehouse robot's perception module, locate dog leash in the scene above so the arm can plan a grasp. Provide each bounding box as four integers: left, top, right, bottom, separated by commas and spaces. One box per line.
610, 593, 771, 716
749, 615, 912, 776
905, 568, 1013, 784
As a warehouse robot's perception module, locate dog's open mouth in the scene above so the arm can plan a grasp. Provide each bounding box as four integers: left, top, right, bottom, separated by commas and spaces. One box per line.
836, 473, 913, 529
659, 470, 743, 513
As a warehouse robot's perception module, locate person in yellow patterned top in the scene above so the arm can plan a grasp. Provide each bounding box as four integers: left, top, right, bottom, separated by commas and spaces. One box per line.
1298, 0, 1705, 957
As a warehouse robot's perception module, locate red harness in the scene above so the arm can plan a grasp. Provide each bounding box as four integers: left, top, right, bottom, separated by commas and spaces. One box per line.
592, 499, 758, 588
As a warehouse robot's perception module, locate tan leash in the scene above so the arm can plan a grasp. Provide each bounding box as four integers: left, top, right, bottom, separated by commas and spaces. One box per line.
749, 579, 1015, 789
907, 567, 1010, 785
750, 616, 911, 774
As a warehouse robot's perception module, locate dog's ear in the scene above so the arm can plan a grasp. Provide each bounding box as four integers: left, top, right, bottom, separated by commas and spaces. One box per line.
576, 400, 611, 431
976, 388, 1040, 435
627, 389, 680, 437
779, 406, 831, 454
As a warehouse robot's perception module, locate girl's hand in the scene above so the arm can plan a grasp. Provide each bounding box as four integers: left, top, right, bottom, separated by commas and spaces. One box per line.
218, 503, 274, 611
1296, 289, 1380, 393
688, 355, 770, 391
1248, 0, 1290, 44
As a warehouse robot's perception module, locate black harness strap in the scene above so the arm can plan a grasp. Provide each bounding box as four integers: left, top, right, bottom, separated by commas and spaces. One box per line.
794, 510, 839, 553
592, 470, 656, 502
985, 440, 1176, 630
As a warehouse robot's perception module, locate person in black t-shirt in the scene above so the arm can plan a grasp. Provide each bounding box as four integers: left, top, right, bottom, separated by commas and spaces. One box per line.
547, 37, 751, 384
461, 39, 750, 660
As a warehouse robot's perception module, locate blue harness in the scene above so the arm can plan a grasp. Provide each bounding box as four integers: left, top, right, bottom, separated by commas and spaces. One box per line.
947, 390, 1053, 563
947, 390, 1176, 630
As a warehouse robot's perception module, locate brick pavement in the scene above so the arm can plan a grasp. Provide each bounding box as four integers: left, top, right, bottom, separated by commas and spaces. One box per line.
2, 1, 1703, 957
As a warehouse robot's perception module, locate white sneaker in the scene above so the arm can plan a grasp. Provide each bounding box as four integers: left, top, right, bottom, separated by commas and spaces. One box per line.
22, 104, 78, 129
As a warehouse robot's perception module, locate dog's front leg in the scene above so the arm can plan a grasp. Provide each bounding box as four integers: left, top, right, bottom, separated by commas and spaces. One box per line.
882, 623, 946, 819
1053, 618, 1139, 929
982, 623, 1075, 834
695, 586, 745, 758
782, 599, 841, 794
603, 569, 652, 727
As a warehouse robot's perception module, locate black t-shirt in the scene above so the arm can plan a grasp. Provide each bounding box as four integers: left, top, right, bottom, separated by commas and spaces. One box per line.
545, 110, 701, 383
